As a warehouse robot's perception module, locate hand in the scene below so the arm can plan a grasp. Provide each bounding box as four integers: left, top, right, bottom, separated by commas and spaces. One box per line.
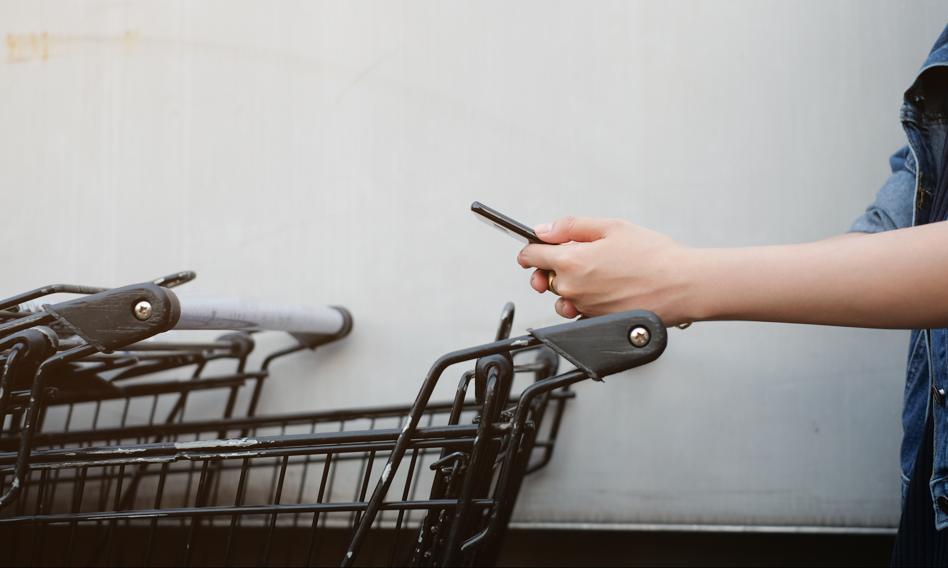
517, 216, 696, 324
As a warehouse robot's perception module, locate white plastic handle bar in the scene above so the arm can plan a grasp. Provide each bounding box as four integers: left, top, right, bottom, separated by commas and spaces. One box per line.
174, 295, 349, 335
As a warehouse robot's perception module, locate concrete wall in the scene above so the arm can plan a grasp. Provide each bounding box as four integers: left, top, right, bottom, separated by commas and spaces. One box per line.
2, 0, 947, 530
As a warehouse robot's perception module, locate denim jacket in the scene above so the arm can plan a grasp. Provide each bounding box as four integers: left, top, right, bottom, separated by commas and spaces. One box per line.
850, 24, 948, 529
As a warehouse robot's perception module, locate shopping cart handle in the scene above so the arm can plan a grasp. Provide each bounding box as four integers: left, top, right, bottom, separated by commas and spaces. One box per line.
44, 283, 181, 351
173, 296, 352, 344
527, 310, 666, 380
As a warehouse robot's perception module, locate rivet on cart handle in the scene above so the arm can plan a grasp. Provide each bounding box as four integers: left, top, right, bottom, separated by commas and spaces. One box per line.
527, 309, 667, 381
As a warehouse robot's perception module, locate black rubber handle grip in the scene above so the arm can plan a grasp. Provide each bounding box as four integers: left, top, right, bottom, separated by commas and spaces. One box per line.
527, 310, 667, 380
44, 283, 180, 352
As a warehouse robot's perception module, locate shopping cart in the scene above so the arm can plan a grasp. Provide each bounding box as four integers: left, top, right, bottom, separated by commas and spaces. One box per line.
0, 272, 667, 567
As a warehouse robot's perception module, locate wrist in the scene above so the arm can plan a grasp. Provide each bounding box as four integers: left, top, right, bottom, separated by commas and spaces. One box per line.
675, 246, 733, 323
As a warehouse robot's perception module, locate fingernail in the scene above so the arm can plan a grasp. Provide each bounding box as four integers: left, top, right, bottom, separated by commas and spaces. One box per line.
535, 223, 552, 234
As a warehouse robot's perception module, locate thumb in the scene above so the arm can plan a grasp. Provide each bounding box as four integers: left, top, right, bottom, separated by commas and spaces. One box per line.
534, 216, 614, 244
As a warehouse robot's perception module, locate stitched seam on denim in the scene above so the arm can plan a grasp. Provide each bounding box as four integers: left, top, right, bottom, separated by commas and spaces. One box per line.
930, 473, 948, 487
918, 114, 948, 124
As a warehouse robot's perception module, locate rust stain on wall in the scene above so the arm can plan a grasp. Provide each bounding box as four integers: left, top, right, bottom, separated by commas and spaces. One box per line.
6, 32, 48, 63
5, 30, 140, 63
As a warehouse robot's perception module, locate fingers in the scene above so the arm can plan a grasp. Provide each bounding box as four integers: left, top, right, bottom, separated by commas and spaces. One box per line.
530, 269, 549, 293
555, 297, 579, 319
534, 216, 616, 244
520, 215, 615, 318
527, 269, 578, 318
518, 243, 561, 270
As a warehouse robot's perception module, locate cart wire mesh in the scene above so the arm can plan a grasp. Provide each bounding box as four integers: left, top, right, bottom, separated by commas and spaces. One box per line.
0, 272, 666, 567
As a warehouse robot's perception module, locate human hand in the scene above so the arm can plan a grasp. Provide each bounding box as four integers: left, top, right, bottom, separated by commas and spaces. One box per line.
517, 217, 696, 324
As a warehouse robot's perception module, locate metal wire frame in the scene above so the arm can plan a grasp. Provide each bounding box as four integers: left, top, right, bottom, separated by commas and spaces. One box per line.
0, 284, 497, 467
0, 283, 627, 567
0, 299, 533, 501
0, 424, 490, 566
0, 272, 210, 440
0, 422, 501, 564
0, 341, 571, 567
0, 346, 566, 499
0, 334, 361, 529
0, 321, 352, 466
0, 328, 97, 510
338, 333, 547, 566
0, 272, 194, 315
0, 391, 572, 457
2, 337, 254, 429
0, 384, 571, 515
0, 318, 350, 456
0, 277, 195, 516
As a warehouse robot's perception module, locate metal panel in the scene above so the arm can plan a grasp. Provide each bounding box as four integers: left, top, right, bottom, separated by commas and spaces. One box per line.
2, 0, 946, 530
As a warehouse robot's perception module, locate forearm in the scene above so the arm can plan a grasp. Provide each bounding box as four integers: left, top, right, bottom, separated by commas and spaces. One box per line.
688, 223, 948, 328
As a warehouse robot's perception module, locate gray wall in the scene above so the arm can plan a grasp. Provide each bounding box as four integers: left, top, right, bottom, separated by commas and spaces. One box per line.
2, 0, 947, 530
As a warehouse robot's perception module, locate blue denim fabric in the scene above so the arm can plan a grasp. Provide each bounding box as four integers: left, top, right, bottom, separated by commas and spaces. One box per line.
849, 146, 916, 234
849, 24, 948, 529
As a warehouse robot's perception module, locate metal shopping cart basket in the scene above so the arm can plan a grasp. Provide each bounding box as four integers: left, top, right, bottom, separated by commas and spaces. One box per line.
0, 272, 666, 567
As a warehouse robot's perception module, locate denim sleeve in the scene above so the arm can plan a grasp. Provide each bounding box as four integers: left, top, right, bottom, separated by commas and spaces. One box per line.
848, 146, 916, 233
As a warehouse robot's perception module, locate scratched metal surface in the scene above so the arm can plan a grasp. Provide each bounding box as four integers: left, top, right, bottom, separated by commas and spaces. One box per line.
1, 0, 946, 530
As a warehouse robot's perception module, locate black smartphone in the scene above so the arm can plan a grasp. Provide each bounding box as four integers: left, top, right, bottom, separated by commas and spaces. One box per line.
471, 201, 544, 244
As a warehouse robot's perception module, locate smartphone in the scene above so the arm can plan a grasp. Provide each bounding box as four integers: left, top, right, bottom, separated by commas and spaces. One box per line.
471, 201, 544, 244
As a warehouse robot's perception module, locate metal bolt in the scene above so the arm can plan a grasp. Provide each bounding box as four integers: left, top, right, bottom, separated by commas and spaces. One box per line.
133, 300, 153, 321
629, 326, 650, 347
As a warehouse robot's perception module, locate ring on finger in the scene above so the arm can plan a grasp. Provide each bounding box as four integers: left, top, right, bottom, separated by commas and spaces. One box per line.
547, 270, 559, 296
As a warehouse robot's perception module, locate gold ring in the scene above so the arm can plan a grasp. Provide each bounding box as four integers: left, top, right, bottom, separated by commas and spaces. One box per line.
547, 270, 559, 296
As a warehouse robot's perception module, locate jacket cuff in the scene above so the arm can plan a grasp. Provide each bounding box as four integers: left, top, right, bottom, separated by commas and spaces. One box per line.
930, 478, 948, 530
